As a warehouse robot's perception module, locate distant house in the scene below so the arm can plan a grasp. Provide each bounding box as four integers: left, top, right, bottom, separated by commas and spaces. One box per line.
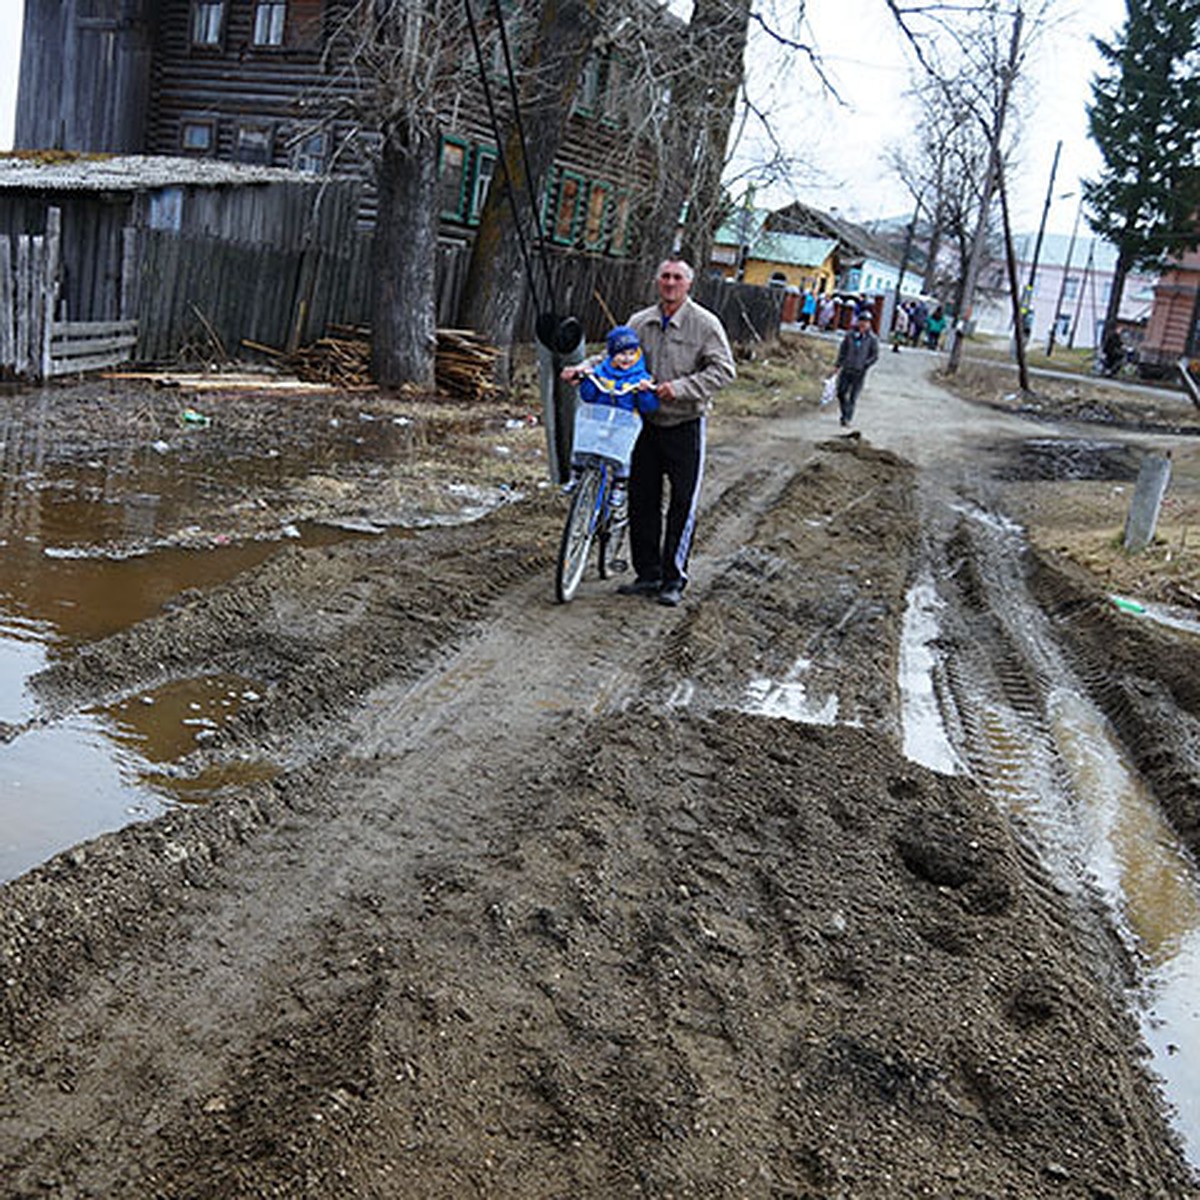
974, 232, 1156, 352
713, 201, 917, 331
710, 210, 837, 293
1140, 247, 1200, 375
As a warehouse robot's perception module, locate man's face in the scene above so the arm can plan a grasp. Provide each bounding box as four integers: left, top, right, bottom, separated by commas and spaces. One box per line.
657, 264, 692, 308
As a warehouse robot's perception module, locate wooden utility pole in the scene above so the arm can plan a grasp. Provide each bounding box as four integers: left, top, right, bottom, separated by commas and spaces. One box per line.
946, 7, 1025, 376
997, 167, 1031, 393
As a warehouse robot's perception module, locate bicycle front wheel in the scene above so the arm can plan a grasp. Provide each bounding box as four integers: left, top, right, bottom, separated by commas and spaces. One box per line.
556, 468, 602, 603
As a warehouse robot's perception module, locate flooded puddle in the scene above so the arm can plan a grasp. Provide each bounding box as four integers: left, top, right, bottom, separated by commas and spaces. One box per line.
1050, 689, 1200, 1160
898, 577, 965, 775
743, 658, 839, 725
0, 405, 435, 884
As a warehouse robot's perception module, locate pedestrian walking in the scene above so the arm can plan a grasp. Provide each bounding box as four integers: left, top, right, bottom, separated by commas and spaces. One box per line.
834, 306, 880, 427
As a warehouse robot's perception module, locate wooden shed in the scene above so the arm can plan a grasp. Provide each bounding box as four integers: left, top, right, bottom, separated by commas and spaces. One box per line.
0, 153, 362, 374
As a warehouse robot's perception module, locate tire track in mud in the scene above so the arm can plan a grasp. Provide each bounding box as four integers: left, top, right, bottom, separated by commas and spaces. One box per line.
913, 483, 1189, 990
1026, 552, 1200, 862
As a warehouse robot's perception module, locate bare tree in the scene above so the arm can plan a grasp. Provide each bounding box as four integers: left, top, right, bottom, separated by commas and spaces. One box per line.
457, 0, 601, 373
321, 0, 478, 388
887, 79, 993, 304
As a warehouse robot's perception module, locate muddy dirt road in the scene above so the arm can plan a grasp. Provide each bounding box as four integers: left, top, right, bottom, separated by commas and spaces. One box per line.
3, 345, 1200, 1197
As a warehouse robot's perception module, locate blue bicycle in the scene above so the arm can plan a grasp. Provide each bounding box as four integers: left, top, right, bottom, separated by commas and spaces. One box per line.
555, 402, 642, 603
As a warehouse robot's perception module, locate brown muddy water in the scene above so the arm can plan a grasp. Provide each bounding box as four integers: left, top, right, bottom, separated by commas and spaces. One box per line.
0, 414, 407, 883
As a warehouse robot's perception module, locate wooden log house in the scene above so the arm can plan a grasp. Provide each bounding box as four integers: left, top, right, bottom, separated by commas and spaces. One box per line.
13, 0, 678, 358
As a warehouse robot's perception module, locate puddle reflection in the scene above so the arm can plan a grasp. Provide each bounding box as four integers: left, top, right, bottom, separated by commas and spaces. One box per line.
0, 402, 414, 883
1050, 689, 1200, 1161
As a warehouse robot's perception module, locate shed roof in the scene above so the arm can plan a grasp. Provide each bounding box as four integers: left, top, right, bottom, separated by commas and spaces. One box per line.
750, 232, 837, 268
0, 153, 314, 193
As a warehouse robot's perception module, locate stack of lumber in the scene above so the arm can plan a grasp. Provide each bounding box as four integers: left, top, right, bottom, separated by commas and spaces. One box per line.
243, 326, 502, 402
434, 328, 501, 403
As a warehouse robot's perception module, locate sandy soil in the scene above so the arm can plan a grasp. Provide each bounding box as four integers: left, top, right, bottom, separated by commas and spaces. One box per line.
2, 339, 1200, 1197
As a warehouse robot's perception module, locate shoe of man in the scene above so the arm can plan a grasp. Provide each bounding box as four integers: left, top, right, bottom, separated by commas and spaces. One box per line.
657, 584, 683, 607
616, 578, 661, 596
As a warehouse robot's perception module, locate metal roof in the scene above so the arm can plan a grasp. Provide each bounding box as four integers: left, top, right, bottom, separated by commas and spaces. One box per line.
0, 153, 314, 192
749, 231, 837, 268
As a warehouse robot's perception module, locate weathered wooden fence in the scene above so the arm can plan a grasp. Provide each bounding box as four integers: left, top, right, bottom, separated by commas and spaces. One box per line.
0, 208, 140, 380
0, 205, 779, 379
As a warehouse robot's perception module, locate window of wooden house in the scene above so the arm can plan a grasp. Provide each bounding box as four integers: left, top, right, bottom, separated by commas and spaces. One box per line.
236, 124, 275, 165
149, 188, 185, 233
253, 1, 287, 46
583, 182, 611, 250
180, 120, 216, 155
551, 172, 585, 245
439, 137, 470, 221
608, 190, 631, 256
601, 57, 624, 124
573, 56, 602, 115
292, 131, 328, 173
191, 1, 226, 46
469, 147, 497, 224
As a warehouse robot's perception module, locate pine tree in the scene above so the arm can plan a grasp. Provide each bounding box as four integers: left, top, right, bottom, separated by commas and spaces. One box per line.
1083, 0, 1200, 342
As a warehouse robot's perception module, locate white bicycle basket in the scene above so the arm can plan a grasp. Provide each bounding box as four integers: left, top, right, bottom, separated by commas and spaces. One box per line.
571, 402, 643, 469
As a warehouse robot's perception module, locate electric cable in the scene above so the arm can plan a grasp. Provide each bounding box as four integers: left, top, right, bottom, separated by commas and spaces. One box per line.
462, 0, 546, 318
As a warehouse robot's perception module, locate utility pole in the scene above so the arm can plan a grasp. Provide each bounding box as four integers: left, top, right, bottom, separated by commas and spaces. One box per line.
1046, 197, 1082, 356
1069, 239, 1095, 349
998, 166, 1031, 392
1021, 138, 1061, 342
947, 7, 1025, 376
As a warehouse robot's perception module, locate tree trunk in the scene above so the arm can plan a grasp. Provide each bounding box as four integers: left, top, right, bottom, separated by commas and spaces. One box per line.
640, 0, 750, 277
922, 219, 944, 295
945, 8, 1024, 376
372, 126, 439, 388
1102, 242, 1132, 345
457, 0, 598, 377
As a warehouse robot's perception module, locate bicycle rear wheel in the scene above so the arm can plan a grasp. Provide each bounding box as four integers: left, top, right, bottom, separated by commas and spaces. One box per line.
556, 468, 602, 603
598, 512, 629, 578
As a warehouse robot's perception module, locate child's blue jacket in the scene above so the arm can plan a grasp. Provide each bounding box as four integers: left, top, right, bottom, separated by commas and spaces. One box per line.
579, 350, 658, 414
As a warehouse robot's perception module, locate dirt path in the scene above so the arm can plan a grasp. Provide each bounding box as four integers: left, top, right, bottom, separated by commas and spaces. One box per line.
3, 351, 1200, 1197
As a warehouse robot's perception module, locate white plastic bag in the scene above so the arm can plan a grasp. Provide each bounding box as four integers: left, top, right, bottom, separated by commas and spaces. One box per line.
819, 374, 838, 407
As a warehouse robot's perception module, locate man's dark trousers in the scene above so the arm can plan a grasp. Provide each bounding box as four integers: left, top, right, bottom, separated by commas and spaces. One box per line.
837, 370, 866, 424
627, 418, 705, 591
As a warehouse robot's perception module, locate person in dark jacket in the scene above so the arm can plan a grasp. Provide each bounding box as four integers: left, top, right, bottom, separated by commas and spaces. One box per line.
835, 307, 880, 427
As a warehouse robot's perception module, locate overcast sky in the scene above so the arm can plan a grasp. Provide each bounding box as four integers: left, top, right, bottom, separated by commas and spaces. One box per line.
736, 0, 1127, 237
0, 0, 20, 151
0, 0, 1123, 237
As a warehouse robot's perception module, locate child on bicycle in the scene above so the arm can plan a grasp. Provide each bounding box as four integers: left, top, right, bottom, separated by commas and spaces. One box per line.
567, 325, 658, 512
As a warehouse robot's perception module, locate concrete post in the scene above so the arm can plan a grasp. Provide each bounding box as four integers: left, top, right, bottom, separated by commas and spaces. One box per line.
1124, 452, 1172, 554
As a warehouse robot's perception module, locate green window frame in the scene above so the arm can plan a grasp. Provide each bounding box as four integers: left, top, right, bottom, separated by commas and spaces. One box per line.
468, 145, 498, 225
438, 136, 471, 222
583, 181, 612, 250
600, 57, 625, 126
550, 170, 586, 246
608, 190, 632, 257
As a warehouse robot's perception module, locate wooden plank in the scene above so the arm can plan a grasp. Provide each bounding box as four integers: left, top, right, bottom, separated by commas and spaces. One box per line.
15, 235, 30, 376
53, 319, 139, 337
51, 335, 140, 358
0, 235, 13, 370
42, 208, 62, 380
49, 352, 139, 377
